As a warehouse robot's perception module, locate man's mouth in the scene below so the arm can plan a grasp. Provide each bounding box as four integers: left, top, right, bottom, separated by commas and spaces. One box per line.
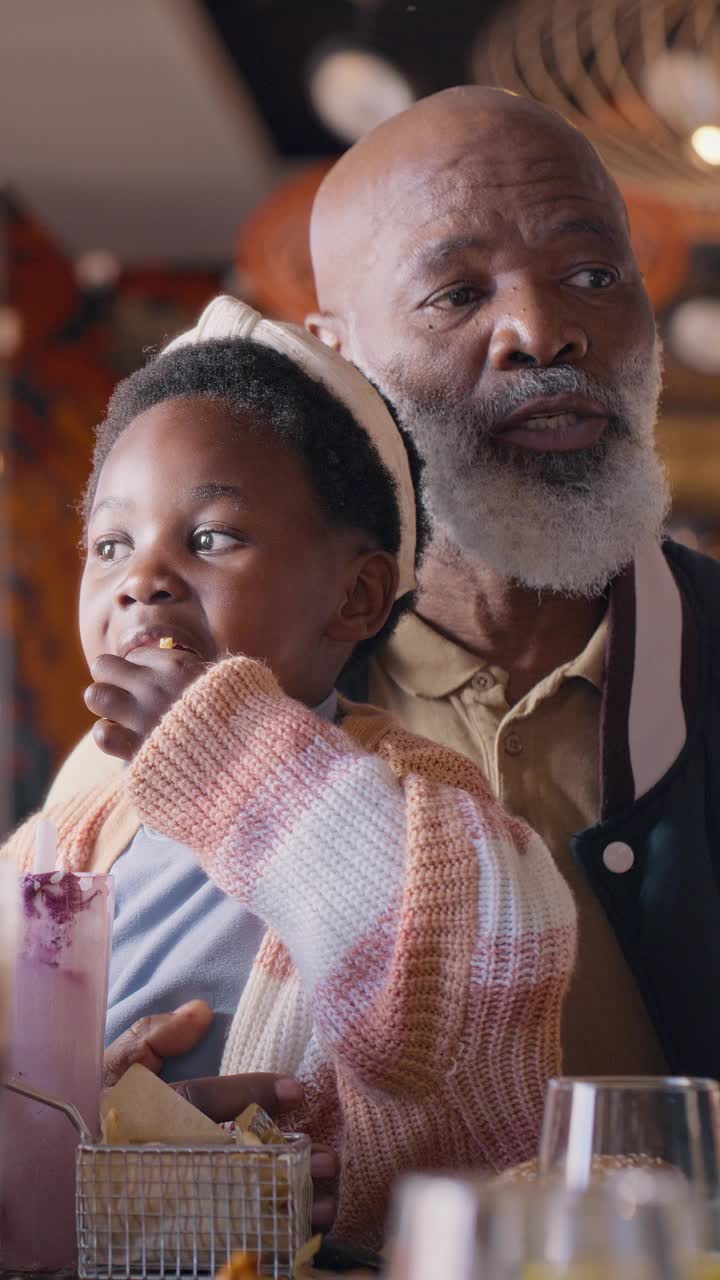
494, 397, 610, 453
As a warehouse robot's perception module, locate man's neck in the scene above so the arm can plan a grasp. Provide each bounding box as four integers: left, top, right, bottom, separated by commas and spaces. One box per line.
416, 539, 607, 706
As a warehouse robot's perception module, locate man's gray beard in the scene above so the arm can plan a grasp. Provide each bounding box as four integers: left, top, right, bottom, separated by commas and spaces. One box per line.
385, 352, 671, 598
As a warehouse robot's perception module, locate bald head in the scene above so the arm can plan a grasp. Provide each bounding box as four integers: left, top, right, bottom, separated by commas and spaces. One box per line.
310, 86, 623, 313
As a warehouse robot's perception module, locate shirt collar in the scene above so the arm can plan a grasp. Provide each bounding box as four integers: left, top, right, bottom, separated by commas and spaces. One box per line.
562, 616, 607, 692
314, 688, 339, 722
379, 610, 607, 701
379, 612, 487, 698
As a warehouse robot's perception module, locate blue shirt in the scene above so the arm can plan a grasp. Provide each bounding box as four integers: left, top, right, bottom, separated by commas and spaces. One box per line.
105, 689, 337, 1081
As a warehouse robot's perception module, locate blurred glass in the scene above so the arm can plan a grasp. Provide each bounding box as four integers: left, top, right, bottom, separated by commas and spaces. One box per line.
385, 1168, 701, 1280
539, 1078, 720, 1192
483, 1172, 700, 1280
386, 1173, 484, 1280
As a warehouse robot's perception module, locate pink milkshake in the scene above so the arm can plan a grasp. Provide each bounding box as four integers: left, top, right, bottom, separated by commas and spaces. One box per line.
0, 871, 113, 1276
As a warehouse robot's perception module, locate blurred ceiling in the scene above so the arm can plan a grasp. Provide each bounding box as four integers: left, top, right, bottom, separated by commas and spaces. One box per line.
2, 0, 720, 319
0, 0, 278, 264
202, 0, 500, 157
5, 0, 720, 259
0, 0, 499, 265
3, 0, 720, 511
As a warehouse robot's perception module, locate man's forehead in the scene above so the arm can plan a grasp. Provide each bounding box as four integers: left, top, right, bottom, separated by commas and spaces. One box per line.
313, 104, 623, 296
366, 160, 626, 275
372, 121, 616, 221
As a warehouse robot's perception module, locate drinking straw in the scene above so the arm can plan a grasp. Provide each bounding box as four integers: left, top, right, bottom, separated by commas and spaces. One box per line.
33, 818, 57, 875
565, 1081, 596, 1190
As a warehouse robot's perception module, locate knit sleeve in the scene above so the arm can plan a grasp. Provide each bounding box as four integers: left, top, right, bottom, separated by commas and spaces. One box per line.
128, 656, 576, 1096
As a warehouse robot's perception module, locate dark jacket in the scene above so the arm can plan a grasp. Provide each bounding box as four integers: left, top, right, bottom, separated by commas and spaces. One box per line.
576, 539, 720, 1077
341, 539, 720, 1077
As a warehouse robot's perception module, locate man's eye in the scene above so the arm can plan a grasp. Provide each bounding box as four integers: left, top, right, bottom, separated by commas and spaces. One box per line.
430, 285, 480, 310
568, 267, 618, 290
95, 539, 131, 563
192, 529, 240, 553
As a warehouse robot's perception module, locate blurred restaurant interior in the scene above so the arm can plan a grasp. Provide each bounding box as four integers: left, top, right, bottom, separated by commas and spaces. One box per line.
2, 0, 720, 827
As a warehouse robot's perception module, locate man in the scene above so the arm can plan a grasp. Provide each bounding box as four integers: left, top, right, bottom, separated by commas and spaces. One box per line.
307, 85, 720, 1078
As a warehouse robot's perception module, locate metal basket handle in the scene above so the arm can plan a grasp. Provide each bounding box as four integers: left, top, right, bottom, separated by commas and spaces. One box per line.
4, 1075, 94, 1142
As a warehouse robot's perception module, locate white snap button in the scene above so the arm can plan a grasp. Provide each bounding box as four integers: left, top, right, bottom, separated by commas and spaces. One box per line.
603, 841, 635, 874
504, 732, 523, 756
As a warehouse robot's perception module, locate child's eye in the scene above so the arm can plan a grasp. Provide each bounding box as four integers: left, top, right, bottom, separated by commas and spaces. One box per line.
191, 529, 241, 554
94, 538, 131, 563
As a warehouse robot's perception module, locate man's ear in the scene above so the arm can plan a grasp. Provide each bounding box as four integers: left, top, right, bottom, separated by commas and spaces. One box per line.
324, 550, 399, 647
305, 311, 345, 353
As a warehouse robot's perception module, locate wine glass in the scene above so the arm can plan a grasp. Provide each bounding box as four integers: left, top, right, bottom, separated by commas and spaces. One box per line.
481, 1170, 700, 1280
539, 1078, 720, 1192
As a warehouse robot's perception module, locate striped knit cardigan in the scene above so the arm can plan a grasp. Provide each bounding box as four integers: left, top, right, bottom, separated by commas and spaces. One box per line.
4, 657, 576, 1247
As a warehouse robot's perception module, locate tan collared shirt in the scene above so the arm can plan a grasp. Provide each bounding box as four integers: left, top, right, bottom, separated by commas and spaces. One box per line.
369, 613, 666, 1074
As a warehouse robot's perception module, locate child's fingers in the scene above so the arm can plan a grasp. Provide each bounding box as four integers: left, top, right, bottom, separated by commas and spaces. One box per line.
171, 1073, 304, 1123
103, 1000, 213, 1088
311, 1194, 337, 1229
90, 652, 148, 691
310, 1144, 338, 1228
92, 649, 204, 688
310, 1145, 338, 1179
125, 646, 206, 676
85, 680, 143, 730
92, 717, 139, 760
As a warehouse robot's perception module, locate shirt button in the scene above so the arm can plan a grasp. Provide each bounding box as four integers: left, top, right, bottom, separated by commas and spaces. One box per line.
504, 732, 523, 756
603, 841, 635, 874
474, 672, 492, 691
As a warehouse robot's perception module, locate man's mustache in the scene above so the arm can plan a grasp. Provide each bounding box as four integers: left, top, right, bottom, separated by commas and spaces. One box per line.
462, 366, 627, 437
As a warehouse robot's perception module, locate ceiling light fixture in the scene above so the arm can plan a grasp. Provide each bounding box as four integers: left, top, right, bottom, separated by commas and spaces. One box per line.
307, 41, 414, 144
74, 249, 121, 291
690, 125, 720, 166
667, 296, 720, 374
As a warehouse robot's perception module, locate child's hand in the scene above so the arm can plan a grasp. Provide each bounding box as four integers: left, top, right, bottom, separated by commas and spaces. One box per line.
173, 1076, 338, 1228
103, 1002, 338, 1230
85, 646, 207, 760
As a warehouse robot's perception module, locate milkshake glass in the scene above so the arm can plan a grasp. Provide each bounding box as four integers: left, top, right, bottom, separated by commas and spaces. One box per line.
0, 864, 18, 1082
0, 870, 113, 1276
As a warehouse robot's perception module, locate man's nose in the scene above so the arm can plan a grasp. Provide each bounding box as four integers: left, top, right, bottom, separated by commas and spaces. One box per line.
115, 554, 187, 607
487, 286, 589, 370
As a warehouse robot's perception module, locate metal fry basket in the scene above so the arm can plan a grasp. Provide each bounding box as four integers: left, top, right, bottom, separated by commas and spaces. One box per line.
76, 1135, 312, 1279
6, 1078, 312, 1280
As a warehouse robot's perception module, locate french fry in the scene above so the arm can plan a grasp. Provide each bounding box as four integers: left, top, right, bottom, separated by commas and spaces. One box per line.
235, 1103, 287, 1146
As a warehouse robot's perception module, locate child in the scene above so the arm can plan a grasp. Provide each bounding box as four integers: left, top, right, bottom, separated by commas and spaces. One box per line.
3, 297, 576, 1248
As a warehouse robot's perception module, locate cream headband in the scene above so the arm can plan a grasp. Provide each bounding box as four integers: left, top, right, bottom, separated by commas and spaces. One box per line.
163, 295, 416, 598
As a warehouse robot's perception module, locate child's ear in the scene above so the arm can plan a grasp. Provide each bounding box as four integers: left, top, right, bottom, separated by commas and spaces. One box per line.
325, 551, 399, 645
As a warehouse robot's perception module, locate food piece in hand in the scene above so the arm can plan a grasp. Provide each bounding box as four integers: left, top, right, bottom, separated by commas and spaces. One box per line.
100, 1063, 230, 1144
159, 636, 175, 649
